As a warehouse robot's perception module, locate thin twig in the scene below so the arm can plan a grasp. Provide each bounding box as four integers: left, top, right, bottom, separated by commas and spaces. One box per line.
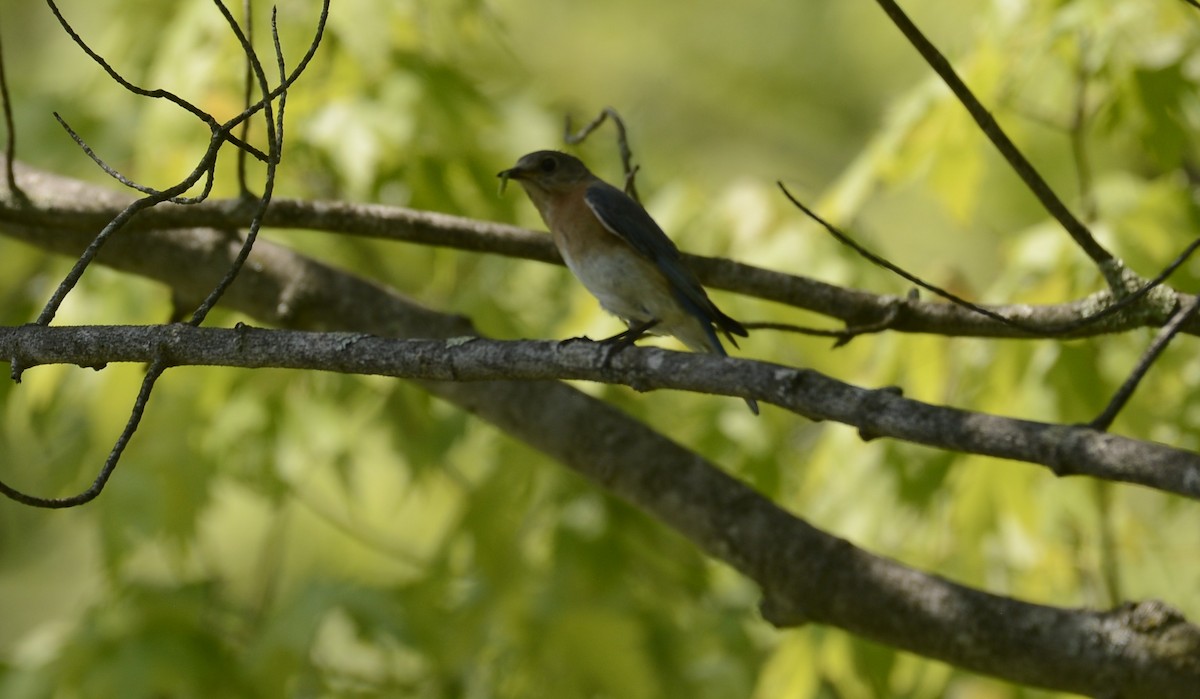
742, 321, 853, 338
237, 0, 254, 197
1090, 294, 1200, 431
3, 0, 329, 507
186, 0, 327, 165
564, 107, 641, 202
1070, 34, 1097, 222
777, 182, 1045, 330
46, 0, 326, 165
187, 0, 287, 326
36, 0, 328, 327
0, 19, 24, 202
0, 357, 167, 508
743, 291, 912, 347
213, 0, 327, 136
44, 0, 263, 161
872, 0, 1113, 269
53, 112, 219, 203
778, 182, 1200, 335
831, 291, 913, 347
34, 137, 229, 326
1093, 480, 1122, 607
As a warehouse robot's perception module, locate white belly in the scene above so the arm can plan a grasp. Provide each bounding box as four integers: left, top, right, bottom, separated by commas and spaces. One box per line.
562, 250, 654, 321
560, 248, 716, 352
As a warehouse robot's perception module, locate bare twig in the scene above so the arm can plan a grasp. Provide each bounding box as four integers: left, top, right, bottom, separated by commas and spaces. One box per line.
37, 0, 328, 327
872, 0, 1114, 269
34, 191, 199, 326
187, 0, 285, 326
44, 0, 265, 161
0, 358, 167, 508
1, 0, 328, 507
744, 290, 913, 347
1090, 295, 1200, 431
831, 290, 915, 347
564, 106, 641, 202
777, 182, 1049, 331
237, 0, 254, 197
1070, 35, 1098, 222
778, 182, 1198, 336
1094, 480, 1122, 606
742, 320, 856, 339
53, 112, 218, 203
0, 19, 24, 202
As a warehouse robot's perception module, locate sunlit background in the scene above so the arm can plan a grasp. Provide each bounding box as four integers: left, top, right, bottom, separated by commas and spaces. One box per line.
1, 0, 1198, 696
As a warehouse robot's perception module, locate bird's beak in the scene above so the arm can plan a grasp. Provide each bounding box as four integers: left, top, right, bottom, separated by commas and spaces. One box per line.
496, 165, 530, 194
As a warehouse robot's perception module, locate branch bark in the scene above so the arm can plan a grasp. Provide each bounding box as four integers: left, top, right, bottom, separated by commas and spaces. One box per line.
1, 166, 1199, 696
3, 324, 1200, 501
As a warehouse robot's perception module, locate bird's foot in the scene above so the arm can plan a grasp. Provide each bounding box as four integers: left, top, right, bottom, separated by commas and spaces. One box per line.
596, 320, 658, 367
597, 319, 658, 346
557, 335, 593, 348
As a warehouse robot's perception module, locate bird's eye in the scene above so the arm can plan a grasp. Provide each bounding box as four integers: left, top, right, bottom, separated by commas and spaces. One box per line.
539, 156, 558, 173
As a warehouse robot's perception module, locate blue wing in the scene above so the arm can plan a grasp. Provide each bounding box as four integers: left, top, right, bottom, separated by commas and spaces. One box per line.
583, 181, 747, 345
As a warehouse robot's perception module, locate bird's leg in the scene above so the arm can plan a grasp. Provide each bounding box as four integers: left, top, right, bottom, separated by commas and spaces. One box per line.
600, 318, 658, 346
597, 319, 658, 366
557, 335, 593, 348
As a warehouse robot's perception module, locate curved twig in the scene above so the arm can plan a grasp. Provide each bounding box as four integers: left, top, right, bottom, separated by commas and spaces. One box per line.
564, 107, 641, 201
0, 21, 24, 201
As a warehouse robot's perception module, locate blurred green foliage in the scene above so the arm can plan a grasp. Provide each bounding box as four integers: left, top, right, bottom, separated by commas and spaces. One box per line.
1, 0, 1199, 697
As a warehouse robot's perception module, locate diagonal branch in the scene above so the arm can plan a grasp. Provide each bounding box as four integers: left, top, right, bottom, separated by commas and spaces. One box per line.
872, 0, 1114, 270
0, 18, 24, 202
1091, 294, 1200, 431
185, 0, 288, 327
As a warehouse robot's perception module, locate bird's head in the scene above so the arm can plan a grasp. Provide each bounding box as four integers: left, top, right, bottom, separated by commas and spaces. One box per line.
497, 151, 592, 196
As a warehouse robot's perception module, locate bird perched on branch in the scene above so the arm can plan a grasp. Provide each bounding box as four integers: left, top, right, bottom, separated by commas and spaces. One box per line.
498, 150, 758, 414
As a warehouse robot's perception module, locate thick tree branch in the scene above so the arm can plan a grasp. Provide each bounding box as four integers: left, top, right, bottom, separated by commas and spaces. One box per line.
0, 161, 1189, 339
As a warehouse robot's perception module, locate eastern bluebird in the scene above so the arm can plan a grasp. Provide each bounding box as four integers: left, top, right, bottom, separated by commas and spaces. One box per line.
498, 150, 758, 414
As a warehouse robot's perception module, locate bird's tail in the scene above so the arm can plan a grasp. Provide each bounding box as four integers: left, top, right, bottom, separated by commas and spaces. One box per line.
714, 308, 749, 347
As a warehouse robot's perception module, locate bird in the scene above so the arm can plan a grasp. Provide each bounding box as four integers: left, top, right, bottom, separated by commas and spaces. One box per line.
498, 150, 758, 414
